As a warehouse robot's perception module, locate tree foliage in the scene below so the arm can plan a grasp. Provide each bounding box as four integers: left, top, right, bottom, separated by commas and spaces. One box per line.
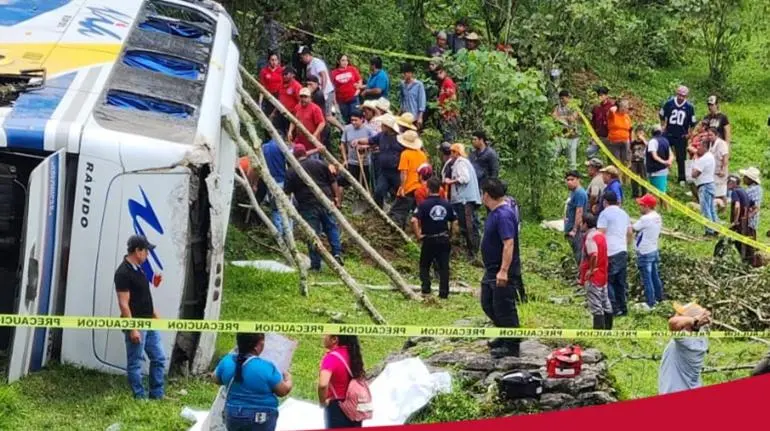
447, 50, 556, 217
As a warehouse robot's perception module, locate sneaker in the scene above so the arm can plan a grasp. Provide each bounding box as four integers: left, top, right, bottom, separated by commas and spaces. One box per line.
491, 343, 520, 359
334, 255, 344, 266
614, 310, 628, 317
679, 181, 686, 187
487, 338, 505, 349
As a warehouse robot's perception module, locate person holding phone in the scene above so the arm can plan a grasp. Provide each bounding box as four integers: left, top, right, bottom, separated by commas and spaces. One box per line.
114, 235, 165, 399
214, 333, 293, 431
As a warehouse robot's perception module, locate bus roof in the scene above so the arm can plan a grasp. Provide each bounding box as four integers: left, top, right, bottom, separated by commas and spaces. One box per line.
0, 0, 227, 152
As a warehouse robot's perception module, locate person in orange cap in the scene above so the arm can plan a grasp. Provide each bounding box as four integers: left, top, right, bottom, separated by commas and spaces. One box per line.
633, 194, 664, 309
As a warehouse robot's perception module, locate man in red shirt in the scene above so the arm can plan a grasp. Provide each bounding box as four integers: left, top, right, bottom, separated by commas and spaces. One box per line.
275, 67, 302, 135
589, 86, 614, 157
436, 65, 459, 142
288, 87, 326, 155
579, 213, 613, 329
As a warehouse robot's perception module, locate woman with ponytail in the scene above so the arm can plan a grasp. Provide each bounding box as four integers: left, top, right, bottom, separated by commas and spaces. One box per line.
318, 335, 366, 428
214, 333, 293, 431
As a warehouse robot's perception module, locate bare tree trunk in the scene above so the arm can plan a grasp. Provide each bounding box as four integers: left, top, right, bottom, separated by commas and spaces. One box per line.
224, 119, 388, 324
238, 67, 413, 246
235, 112, 309, 294
238, 87, 423, 302
234, 167, 295, 266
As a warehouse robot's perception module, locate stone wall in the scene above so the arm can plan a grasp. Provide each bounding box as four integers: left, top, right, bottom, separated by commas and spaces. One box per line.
371, 336, 618, 416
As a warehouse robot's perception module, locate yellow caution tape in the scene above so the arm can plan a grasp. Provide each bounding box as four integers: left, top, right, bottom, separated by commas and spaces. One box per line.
578, 111, 770, 253
0, 314, 766, 339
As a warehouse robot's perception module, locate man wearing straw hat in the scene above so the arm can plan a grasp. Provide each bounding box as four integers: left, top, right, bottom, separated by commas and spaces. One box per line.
396, 112, 418, 134
391, 130, 428, 228
353, 114, 403, 208
658, 302, 710, 394
443, 143, 482, 259
741, 166, 762, 266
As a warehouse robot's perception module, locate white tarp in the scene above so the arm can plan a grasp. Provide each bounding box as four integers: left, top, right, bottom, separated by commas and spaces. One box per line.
185, 357, 452, 430
230, 260, 296, 273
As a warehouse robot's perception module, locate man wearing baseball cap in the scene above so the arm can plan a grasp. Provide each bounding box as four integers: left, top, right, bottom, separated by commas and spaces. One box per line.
633, 194, 664, 309
288, 87, 326, 155
702, 95, 731, 143
276, 67, 303, 134
659, 85, 697, 185
585, 158, 605, 214
115, 235, 165, 399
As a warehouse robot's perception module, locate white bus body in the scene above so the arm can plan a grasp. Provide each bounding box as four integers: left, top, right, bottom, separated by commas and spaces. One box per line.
0, 0, 239, 382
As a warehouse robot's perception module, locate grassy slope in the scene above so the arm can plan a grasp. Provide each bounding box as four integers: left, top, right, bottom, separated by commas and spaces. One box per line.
2, 27, 770, 431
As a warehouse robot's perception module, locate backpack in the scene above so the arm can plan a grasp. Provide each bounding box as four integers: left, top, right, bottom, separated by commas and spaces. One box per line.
546, 345, 583, 379
329, 351, 373, 422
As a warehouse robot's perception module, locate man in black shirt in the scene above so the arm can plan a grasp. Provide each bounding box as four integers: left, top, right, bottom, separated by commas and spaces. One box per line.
411, 177, 456, 299
284, 144, 343, 270
114, 235, 165, 399
469, 130, 500, 186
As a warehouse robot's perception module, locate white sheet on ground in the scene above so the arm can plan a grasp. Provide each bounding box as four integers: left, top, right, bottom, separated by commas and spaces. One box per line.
185, 357, 451, 430
230, 260, 295, 273
541, 219, 565, 232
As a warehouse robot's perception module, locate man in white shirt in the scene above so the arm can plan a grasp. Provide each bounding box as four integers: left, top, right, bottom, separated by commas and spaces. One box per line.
597, 190, 632, 316
633, 194, 664, 309
706, 127, 729, 207
299, 46, 344, 131
691, 141, 718, 235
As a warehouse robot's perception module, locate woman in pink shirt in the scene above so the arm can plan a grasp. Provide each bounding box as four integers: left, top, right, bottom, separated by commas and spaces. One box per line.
318, 335, 365, 428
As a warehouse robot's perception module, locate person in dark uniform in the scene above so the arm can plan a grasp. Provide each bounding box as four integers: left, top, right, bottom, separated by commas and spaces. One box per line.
114, 235, 165, 399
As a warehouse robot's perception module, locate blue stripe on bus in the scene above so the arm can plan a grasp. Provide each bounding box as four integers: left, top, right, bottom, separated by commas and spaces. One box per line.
0, 0, 71, 26
3, 72, 76, 150
30, 152, 60, 372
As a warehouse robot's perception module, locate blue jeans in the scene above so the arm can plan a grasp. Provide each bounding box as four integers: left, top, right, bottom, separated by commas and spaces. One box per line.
124, 330, 166, 399
637, 251, 663, 307
225, 406, 278, 431
338, 99, 359, 124
607, 252, 628, 315
374, 168, 401, 207
698, 183, 718, 234
299, 206, 342, 269
268, 181, 292, 236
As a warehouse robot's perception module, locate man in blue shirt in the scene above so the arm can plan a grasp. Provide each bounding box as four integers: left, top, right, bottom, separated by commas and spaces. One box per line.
398, 63, 426, 128
480, 178, 521, 358
360, 56, 390, 101
564, 170, 588, 265
659, 85, 697, 184
262, 138, 290, 236
598, 166, 623, 212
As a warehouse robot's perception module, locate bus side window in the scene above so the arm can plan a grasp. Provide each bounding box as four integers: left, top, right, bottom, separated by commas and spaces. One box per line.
105, 90, 194, 119
138, 17, 212, 43
123, 50, 205, 80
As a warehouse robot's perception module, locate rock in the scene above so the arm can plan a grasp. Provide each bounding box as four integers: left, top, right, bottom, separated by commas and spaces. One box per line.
453, 319, 475, 327
503, 397, 540, 413
582, 349, 603, 364
539, 393, 577, 411
483, 371, 505, 387
567, 372, 598, 394
519, 340, 551, 360
577, 391, 617, 405
456, 370, 487, 385
177, 389, 189, 396
403, 336, 435, 349
543, 377, 570, 393
426, 351, 496, 372
495, 356, 545, 371
583, 361, 607, 375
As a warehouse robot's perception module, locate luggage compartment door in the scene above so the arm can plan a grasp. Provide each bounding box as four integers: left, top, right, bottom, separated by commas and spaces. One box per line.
7, 149, 66, 382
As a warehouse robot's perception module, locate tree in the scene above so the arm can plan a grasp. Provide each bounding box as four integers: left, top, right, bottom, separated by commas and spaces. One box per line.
447, 50, 556, 218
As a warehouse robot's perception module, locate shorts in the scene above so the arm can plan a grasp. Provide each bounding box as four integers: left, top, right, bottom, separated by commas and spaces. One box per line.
649, 175, 668, 193
608, 141, 630, 164
585, 281, 613, 316
715, 176, 727, 198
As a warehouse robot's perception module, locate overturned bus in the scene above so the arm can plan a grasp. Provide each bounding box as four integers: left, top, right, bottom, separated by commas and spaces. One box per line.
0, 0, 239, 381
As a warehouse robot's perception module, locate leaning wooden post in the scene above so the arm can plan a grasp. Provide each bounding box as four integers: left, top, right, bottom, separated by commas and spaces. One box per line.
237, 90, 422, 302
238, 69, 413, 245
235, 108, 309, 294
224, 118, 388, 324
234, 167, 296, 266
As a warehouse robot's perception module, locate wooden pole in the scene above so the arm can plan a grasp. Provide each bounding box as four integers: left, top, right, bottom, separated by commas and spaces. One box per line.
235, 105, 309, 294
237, 89, 423, 302
238, 68, 413, 245
234, 167, 295, 266
223, 118, 388, 324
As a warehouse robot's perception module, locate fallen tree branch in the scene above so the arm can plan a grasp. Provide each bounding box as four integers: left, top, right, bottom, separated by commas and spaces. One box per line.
702, 364, 755, 374
236, 103, 309, 294
712, 320, 770, 345
237, 87, 422, 302
224, 118, 387, 324
737, 300, 770, 323
311, 281, 474, 294
239, 68, 413, 246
